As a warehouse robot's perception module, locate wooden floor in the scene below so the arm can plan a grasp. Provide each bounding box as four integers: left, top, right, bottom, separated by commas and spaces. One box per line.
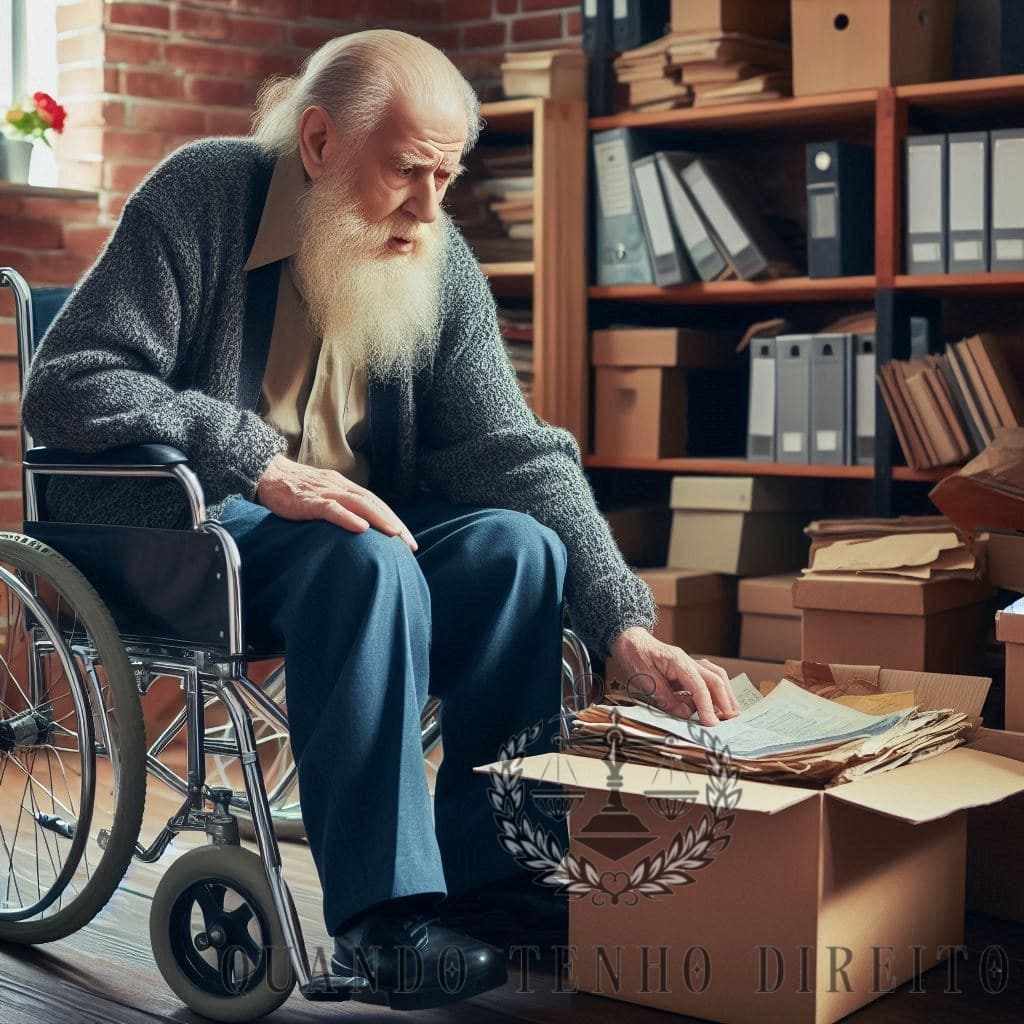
1, 775, 1023, 1023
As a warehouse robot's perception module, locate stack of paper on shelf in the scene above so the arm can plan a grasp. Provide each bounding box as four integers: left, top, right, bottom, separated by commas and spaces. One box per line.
877, 332, 1024, 470
497, 306, 533, 403
802, 529, 980, 581
500, 48, 587, 101
449, 145, 534, 263
568, 671, 977, 786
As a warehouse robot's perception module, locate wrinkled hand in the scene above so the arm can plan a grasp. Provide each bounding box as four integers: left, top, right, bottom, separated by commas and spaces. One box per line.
609, 627, 740, 727
256, 454, 417, 552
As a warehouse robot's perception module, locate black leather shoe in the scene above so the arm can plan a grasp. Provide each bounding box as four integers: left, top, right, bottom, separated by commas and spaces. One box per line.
331, 907, 507, 1011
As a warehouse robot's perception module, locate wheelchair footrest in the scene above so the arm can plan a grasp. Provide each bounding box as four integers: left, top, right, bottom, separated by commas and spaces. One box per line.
300, 973, 372, 1001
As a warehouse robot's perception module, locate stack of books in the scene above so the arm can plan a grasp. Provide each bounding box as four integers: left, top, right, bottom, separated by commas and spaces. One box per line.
877, 333, 1024, 470
449, 146, 534, 264
498, 306, 533, 403
613, 31, 792, 113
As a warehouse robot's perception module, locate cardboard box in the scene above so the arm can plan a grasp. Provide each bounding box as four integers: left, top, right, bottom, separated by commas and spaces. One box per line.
795, 574, 994, 673
738, 575, 802, 662
670, 475, 822, 513
672, 0, 790, 39
996, 607, 1024, 730
640, 568, 738, 654
606, 504, 672, 568
477, 670, 1024, 1024
791, 0, 955, 96
981, 529, 1024, 591
692, 654, 787, 690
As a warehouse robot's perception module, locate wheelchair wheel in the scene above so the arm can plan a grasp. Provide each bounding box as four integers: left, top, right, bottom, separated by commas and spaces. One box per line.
150, 844, 295, 1022
0, 533, 145, 944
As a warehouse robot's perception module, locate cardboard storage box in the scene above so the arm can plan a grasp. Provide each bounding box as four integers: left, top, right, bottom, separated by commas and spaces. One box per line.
672, 0, 790, 38
996, 606, 1024, 731
605, 503, 672, 568
981, 529, 1024, 591
668, 476, 816, 576
477, 668, 1023, 1024
794, 574, 993, 673
738, 574, 802, 661
639, 568, 738, 654
791, 0, 954, 96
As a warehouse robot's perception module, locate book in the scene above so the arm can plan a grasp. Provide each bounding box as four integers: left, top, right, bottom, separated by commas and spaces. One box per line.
965, 332, 1024, 428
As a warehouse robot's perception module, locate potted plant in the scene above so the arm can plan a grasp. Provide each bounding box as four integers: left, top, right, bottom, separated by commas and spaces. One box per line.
2, 92, 67, 184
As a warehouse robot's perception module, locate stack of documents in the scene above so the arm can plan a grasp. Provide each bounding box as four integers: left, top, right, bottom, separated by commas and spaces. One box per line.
568, 675, 975, 786
802, 529, 979, 581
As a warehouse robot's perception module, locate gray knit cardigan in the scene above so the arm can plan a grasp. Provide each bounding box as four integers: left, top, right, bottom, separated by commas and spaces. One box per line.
20, 136, 656, 657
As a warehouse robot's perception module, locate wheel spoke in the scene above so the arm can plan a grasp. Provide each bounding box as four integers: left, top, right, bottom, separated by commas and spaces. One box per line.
195, 882, 226, 928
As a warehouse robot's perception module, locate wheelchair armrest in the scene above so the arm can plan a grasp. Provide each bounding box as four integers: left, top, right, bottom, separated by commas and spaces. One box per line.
25, 443, 189, 468
23, 444, 206, 528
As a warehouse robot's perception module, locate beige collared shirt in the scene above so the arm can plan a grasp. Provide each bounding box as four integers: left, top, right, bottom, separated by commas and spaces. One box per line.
243, 149, 370, 485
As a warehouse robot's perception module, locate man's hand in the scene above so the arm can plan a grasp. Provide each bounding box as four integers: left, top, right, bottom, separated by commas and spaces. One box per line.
609, 627, 740, 727
256, 454, 418, 552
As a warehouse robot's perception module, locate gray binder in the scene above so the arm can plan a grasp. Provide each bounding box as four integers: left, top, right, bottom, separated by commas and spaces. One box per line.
854, 333, 877, 465
655, 151, 729, 282
775, 335, 812, 464
592, 127, 653, 285
948, 132, 989, 272
746, 337, 777, 461
681, 156, 792, 280
631, 154, 695, 286
810, 335, 853, 465
905, 134, 947, 274
991, 128, 1024, 270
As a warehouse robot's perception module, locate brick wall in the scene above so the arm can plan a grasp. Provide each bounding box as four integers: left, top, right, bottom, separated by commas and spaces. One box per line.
0, 0, 565, 526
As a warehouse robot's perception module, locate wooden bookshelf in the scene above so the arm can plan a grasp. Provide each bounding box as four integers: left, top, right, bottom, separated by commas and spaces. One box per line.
477, 98, 587, 446
894, 272, 1024, 297
588, 276, 876, 304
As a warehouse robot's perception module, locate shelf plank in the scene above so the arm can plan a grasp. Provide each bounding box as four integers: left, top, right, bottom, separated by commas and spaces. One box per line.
896, 74, 1024, 115
482, 261, 535, 277
895, 272, 1024, 297
588, 276, 875, 304
479, 98, 538, 134
588, 90, 877, 133
583, 456, 956, 482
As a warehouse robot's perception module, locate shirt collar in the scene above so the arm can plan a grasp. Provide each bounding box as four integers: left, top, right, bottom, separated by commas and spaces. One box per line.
243, 148, 309, 272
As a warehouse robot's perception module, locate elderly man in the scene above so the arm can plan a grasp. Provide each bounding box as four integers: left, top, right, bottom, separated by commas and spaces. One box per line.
22, 29, 738, 1010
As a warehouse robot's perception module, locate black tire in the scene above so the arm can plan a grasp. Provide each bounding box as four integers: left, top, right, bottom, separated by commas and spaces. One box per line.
0, 532, 146, 944
150, 845, 296, 1022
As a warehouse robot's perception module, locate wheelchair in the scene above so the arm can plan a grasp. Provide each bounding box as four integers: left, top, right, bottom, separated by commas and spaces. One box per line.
0, 267, 597, 1020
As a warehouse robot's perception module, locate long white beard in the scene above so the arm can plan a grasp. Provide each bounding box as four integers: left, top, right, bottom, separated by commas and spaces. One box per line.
292, 165, 445, 379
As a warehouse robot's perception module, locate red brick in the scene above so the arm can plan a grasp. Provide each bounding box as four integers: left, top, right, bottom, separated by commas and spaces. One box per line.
522, 0, 573, 9
566, 8, 582, 35
445, 0, 492, 18
57, 30, 104, 64
0, 323, 15, 359
164, 42, 244, 76
462, 21, 506, 49
57, 160, 104, 191
421, 26, 460, 50
18, 196, 100, 224
183, 76, 253, 108
56, 0, 104, 33
0, 462, 24, 492
99, 128, 165, 160
131, 103, 206, 134
0, 432, 19, 461
242, 51, 300, 79
121, 69, 186, 101
31, 248, 101, 285
0, 220, 63, 251
307, 0, 365, 17
510, 12, 562, 41
107, 2, 171, 32
61, 99, 128, 129
227, 16, 287, 47
103, 160, 153, 193
290, 24, 343, 51
496, 0, 517, 11
105, 193, 131, 220
105, 31, 164, 65
0, 360, 19, 394
63, 224, 115, 256
205, 109, 254, 136
0, 197, 21, 218
172, 6, 231, 40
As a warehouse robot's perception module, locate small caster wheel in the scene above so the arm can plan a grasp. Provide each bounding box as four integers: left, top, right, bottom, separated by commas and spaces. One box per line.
150, 845, 296, 1022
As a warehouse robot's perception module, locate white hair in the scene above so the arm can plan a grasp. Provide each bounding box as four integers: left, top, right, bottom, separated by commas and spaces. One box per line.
250, 29, 481, 158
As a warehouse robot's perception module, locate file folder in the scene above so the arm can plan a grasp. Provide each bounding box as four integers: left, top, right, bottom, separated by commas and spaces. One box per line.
582, 0, 614, 117
991, 129, 1024, 270
854, 333, 877, 466
746, 337, 777, 461
775, 335, 812, 464
805, 141, 874, 278
612, 0, 671, 51
632, 154, 695, 286
948, 131, 989, 273
681, 157, 793, 280
592, 127, 653, 285
655, 151, 730, 282
810, 334, 853, 465
905, 134, 947, 274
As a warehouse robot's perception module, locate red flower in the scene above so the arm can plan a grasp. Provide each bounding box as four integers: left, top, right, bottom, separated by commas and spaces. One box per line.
33, 92, 66, 134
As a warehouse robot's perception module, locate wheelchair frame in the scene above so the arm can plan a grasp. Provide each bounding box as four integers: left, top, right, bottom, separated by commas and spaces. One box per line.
1, 266, 596, 1007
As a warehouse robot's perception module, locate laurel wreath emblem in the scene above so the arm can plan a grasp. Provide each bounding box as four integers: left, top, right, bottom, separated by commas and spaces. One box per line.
488, 722, 741, 906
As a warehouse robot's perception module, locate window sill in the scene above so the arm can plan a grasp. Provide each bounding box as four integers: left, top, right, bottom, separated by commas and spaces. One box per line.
0, 181, 99, 201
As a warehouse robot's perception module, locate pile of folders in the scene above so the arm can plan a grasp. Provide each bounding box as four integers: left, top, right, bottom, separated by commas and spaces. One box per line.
593, 127, 797, 287
878, 332, 1024, 470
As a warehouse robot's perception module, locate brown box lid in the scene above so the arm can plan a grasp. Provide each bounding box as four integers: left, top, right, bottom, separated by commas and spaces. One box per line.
983, 530, 1024, 592
591, 327, 737, 369
635, 567, 732, 607
738, 574, 800, 616
793, 573, 994, 615
996, 608, 1024, 645
670, 475, 822, 512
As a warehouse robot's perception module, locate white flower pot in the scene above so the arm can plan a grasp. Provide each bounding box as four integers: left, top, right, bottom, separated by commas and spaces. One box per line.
0, 138, 34, 184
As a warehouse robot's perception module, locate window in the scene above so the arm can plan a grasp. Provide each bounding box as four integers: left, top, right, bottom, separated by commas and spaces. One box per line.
2, 0, 59, 186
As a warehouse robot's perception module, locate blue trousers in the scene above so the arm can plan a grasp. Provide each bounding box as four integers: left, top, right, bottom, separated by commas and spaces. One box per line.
218, 496, 568, 935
